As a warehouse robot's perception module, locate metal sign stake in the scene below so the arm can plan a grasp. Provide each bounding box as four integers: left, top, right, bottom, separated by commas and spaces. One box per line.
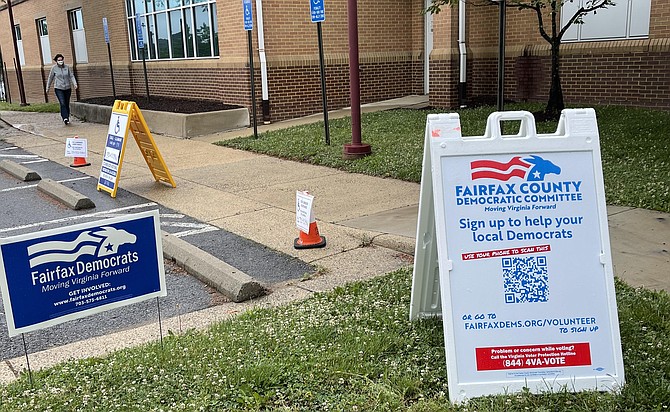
21, 334, 33, 386
317, 22, 330, 145
248, 31, 258, 139
156, 297, 164, 348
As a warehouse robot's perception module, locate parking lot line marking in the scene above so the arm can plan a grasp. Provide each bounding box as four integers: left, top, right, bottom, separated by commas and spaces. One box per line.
0, 147, 19, 151
0, 202, 158, 234
172, 226, 219, 238
0, 176, 92, 193
0, 154, 39, 159
91, 213, 185, 220
161, 222, 212, 229
21, 159, 49, 165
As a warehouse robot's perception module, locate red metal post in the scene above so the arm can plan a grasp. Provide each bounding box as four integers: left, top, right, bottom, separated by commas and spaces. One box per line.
343, 0, 371, 159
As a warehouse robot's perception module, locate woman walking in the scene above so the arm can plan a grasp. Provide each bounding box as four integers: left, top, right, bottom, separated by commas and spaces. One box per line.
45, 53, 78, 125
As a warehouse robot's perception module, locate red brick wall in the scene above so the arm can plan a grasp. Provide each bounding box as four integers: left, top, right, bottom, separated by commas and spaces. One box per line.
1, 0, 427, 122
428, 3, 458, 108
429, 0, 670, 111
263, 59, 418, 121
4, 0, 667, 118
428, 52, 459, 109
650, 0, 670, 38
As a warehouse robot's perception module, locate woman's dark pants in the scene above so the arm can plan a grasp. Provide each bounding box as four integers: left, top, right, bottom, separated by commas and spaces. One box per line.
54, 88, 72, 121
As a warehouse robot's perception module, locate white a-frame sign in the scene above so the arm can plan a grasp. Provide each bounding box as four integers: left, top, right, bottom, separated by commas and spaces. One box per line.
410, 110, 625, 403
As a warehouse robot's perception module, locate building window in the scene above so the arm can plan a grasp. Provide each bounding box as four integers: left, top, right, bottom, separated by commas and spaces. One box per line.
561, 0, 651, 42
36, 18, 52, 65
14, 25, 25, 66
126, 0, 218, 61
70, 9, 89, 63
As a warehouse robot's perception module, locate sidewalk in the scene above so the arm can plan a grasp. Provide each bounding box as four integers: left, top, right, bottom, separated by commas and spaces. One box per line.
0, 96, 669, 382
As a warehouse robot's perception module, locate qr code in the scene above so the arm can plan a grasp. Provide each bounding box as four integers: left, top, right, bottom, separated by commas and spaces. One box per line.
503, 256, 548, 304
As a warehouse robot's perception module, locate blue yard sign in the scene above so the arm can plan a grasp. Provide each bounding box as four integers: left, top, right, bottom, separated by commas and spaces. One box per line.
0, 211, 166, 337
243, 0, 253, 31
135, 13, 144, 49
310, 0, 325, 23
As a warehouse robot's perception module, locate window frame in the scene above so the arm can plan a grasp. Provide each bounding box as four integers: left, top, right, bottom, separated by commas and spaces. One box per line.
126, 0, 218, 61
36, 17, 52, 66
561, 0, 651, 43
69, 8, 89, 64
14, 24, 25, 66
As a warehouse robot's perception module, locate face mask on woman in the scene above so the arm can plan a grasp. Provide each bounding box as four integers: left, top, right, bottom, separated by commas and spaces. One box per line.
57, 60, 64, 66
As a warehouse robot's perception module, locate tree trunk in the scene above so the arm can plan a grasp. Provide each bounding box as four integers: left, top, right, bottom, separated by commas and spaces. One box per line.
544, 40, 564, 120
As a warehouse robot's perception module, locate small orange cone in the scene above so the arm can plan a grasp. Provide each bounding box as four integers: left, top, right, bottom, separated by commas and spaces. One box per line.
70, 136, 90, 168
294, 221, 326, 249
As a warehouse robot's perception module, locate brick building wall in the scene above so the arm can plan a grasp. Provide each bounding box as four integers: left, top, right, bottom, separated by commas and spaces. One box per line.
3, 0, 665, 119
430, 0, 670, 111
0, 0, 427, 122
427, 2, 458, 108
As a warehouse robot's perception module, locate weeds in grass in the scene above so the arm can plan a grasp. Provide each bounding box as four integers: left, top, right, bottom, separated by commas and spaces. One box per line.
1, 270, 669, 410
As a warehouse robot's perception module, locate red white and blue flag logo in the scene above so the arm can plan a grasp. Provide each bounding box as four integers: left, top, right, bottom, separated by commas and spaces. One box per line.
471, 155, 561, 182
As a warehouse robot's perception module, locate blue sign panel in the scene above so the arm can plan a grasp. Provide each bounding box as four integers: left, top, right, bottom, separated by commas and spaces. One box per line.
135, 13, 144, 49
0, 211, 166, 337
310, 0, 325, 23
103, 17, 110, 44
243, 0, 253, 31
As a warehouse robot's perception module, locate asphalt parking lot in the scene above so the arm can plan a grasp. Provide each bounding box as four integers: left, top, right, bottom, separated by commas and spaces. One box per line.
0, 137, 311, 360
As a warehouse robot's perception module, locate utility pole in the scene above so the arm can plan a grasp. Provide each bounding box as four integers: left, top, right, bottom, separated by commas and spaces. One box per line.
342, 0, 371, 159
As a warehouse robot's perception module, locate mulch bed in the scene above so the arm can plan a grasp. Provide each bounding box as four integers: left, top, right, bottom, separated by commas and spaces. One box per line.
80, 95, 242, 114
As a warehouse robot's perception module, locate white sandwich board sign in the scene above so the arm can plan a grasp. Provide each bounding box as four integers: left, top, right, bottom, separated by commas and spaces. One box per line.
410, 109, 625, 403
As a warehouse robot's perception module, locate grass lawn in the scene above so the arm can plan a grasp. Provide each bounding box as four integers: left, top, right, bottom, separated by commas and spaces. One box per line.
0, 102, 59, 113
1, 268, 668, 411
218, 103, 670, 213
0, 104, 668, 410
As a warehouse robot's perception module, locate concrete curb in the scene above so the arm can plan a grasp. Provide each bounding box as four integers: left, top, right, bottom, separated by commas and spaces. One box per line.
0, 160, 41, 181
37, 178, 96, 210
161, 232, 266, 303
371, 233, 416, 256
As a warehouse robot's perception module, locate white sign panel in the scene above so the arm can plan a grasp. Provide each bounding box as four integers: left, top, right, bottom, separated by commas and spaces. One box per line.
411, 110, 625, 403
98, 112, 129, 193
296, 191, 314, 233
65, 137, 88, 158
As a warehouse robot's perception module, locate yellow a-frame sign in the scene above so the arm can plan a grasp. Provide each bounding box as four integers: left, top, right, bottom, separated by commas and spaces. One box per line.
97, 100, 176, 198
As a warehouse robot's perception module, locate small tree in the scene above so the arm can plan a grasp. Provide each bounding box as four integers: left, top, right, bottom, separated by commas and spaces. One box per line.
427, 0, 615, 119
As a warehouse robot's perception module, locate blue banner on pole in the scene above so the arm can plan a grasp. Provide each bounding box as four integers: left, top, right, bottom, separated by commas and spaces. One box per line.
135, 13, 144, 49
243, 0, 253, 31
103, 17, 110, 44
0, 211, 166, 337
310, 0, 325, 23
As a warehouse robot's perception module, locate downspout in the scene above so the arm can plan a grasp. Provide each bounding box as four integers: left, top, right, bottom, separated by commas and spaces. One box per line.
458, 0, 467, 107
255, 0, 270, 123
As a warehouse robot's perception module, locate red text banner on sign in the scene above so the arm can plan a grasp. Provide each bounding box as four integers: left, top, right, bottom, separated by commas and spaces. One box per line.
476, 342, 591, 371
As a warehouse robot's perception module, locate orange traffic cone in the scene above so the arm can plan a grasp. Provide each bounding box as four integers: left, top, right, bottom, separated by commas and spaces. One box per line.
70, 136, 90, 168
294, 221, 327, 249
